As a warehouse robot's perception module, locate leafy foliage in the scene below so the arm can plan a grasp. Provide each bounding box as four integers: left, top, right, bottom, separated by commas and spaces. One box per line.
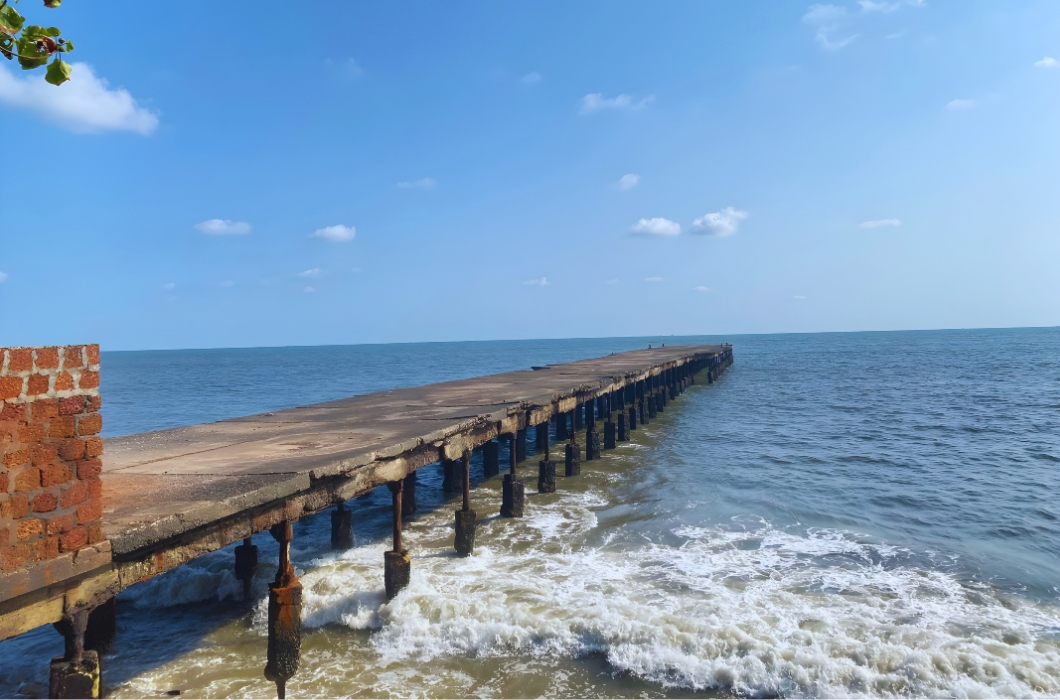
0, 0, 72, 85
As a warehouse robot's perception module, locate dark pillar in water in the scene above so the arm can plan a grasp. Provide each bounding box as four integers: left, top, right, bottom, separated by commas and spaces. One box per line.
501, 432, 525, 517
574, 402, 584, 431
565, 410, 581, 476
604, 391, 617, 449
331, 502, 355, 550
585, 404, 600, 461
442, 458, 460, 494
536, 422, 549, 454
555, 411, 568, 441
235, 536, 258, 601
385, 481, 411, 600
402, 472, 417, 515
483, 440, 499, 477
647, 377, 657, 420
51, 609, 101, 699
84, 597, 116, 655
537, 422, 556, 493
516, 428, 527, 463
265, 520, 301, 700
454, 450, 476, 556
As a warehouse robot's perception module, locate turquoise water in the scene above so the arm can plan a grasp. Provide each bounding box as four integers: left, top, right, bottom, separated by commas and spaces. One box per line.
3, 328, 1060, 697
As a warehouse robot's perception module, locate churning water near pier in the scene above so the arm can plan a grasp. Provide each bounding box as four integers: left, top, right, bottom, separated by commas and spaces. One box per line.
3, 328, 1060, 698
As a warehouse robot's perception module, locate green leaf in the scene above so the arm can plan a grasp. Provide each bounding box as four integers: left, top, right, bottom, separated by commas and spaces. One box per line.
44, 56, 70, 85
42, 25, 60, 36
61, 38, 71, 52
15, 35, 47, 68
0, 4, 24, 35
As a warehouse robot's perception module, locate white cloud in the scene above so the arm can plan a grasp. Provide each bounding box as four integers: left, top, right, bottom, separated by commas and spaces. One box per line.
692, 207, 748, 237
859, 218, 902, 228
217, 280, 234, 287
0, 272, 8, 283
298, 268, 322, 278
803, 4, 857, 50
521, 72, 542, 84
946, 99, 978, 110
397, 177, 437, 190
859, 0, 901, 13
645, 277, 664, 283
693, 286, 710, 292
631, 217, 681, 236
311, 224, 356, 242
580, 93, 654, 114
162, 282, 176, 290
522, 277, 548, 286
618, 173, 640, 190
1035, 57, 1058, 69
0, 62, 158, 135
304, 286, 316, 293
195, 219, 251, 235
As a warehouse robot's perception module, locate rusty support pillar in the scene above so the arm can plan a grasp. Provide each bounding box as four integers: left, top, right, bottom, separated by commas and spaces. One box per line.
235, 536, 258, 601
385, 481, 410, 600
555, 411, 568, 441
647, 378, 657, 420
565, 409, 581, 476
265, 520, 301, 699
501, 433, 525, 517
585, 402, 600, 461
516, 427, 527, 463
402, 471, 417, 515
482, 440, 499, 477
331, 502, 355, 550
51, 608, 102, 699
537, 422, 556, 493
574, 402, 584, 431
84, 597, 116, 655
536, 421, 549, 453
604, 392, 617, 449
454, 450, 476, 556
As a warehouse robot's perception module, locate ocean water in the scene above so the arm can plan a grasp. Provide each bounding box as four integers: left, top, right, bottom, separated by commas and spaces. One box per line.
3, 328, 1060, 698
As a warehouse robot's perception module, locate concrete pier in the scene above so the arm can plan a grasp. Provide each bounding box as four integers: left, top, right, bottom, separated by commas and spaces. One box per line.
0, 344, 732, 697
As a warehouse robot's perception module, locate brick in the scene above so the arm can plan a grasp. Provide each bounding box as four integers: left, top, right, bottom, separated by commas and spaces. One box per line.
48, 415, 77, 439
0, 402, 26, 421
30, 398, 58, 421
0, 473, 7, 493
85, 477, 102, 501
87, 522, 104, 545
45, 512, 75, 535
86, 345, 100, 365
60, 481, 86, 508
26, 373, 50, 396
84, 436, 103, 458
59, 526, 86, 553
18, 423, 45, 444
76, 458, 102, 480
54, 371, 75, 391
41, 462, 72, 487
78, 371, 100, 390
61, 346, 85, 369
1, 493, 29, 519
33, 536, 59, 561
57, 438, 85, 462
77, 499, 102, 524
34, 347, 59, 370
31, 491, 57, 512
77, 413, 102, 436
2, 543, 31, 572
58, 396, 84, 416
13, 467, 40, 492
0, 527, 8, 547
7, 348, 33, 373
85, 395, 101, 412
17, 518, 43, 540
0, 376, 23, 401
30, 443, 59, 466
3, 449, 30, 469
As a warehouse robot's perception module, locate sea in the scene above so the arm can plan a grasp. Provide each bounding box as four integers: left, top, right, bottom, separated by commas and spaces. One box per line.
2, 328, 1059, 698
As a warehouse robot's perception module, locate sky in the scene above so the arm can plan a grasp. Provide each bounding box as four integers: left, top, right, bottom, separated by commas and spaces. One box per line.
1, 1, 1058, 350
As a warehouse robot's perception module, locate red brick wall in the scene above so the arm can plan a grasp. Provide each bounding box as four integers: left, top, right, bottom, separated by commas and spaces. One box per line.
0, 345, 104, 573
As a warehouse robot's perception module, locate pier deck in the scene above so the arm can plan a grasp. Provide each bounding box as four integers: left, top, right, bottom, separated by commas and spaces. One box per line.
0, 344, 731, 662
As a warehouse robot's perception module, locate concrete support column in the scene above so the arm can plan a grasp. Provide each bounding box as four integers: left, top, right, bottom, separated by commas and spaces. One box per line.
454, 450, 476, 556
574, 402, 584, 431
442, 458, 460, 494
555, 411, 568, 441
384, 481, 410, 600
648, 378, 658, 419
516, 428, 527, 463
235, 537, 258, 601
482, 440, 499, 477
331, 502, 355, 550
84, 597, 116, 656
50, 609, 102, 699
536, 422, 549, 454
565, 410, 581, 476
616, 391, 628, 441
402, 472, 417, 515
537, 422, 556, 493
501, 433, 525, 517
265, 520, 301, 699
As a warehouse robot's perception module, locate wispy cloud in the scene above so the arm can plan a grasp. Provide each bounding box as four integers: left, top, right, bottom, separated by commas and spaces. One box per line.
645, 277, 664, 283
397, 177, 437, 190
0, 272, 8, 283
692, 207, 748, 237
580, 93, 654, 114
162, 282, 176, 290
858, 0, 901, 13
0, 63, 158, 134
802, 5, 857, 50
324, 57, 365, 78
303, 286, 316, 293
946, 98, 978, 110
618, 173, 640, 190
693, 286, 710, 292
1035, 57, 1058, 69
631, 217, 681, 236
523, 276, 548, 286
860, 218, 902, 228
310, 224, 356, 242
298, 268, 323, 278
195, 219, 251, 235
521, 71, 542, 84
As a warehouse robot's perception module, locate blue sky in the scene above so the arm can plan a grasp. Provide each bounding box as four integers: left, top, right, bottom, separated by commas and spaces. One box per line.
1, 1, 1058, 350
